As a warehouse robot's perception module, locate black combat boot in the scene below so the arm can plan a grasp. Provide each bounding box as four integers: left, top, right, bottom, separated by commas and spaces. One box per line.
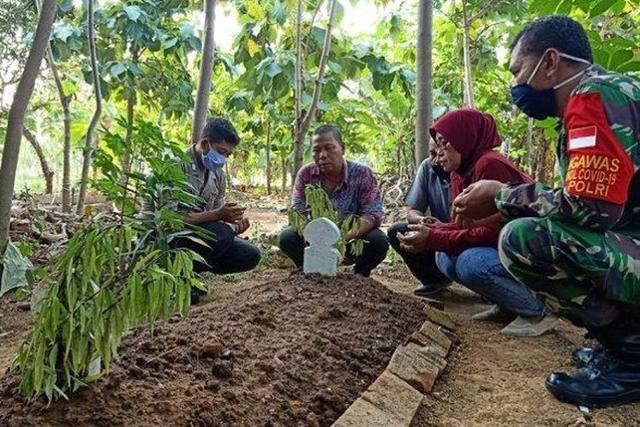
571, 345, 605, 368
546, 319, 640, 407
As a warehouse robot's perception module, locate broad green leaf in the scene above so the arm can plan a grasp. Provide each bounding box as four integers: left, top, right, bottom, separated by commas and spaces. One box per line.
555, 0, 572, 14
593, 49, 611, 67
110, 63, 126, 78
123, 5, 143, 22
528, 0, 558, 14
1, 241, 34, 296
589, 0, 619, 17
608, 49, 634, 70
618, 61, 640, 73
265, 61, 282, 78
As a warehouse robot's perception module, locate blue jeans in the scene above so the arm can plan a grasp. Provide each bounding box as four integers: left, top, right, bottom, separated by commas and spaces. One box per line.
435, 247, 545, 317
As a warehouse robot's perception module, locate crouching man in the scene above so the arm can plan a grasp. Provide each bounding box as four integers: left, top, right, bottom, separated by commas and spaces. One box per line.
176, 117, 261, 303
279, 124, 388, 277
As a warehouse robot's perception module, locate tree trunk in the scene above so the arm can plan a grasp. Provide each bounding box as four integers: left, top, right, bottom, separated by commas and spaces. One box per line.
414, 0, 433, 166
525, 116, 534, 173
461, 0, 475, 108
190, 0, 216, 146
266, 121, 272, 195
292, 0, 304, 181
22, 128, 54, 194
0, 0, 57, 252
76, 0, 103, 215
292, 0, 338, 181
281, 155, 287, 193
45, 49, 71, 211
121, 55, 138, 178
118, 45, 139, 181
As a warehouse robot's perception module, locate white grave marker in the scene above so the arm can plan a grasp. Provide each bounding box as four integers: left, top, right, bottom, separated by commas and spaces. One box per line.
303, 217, 341, 276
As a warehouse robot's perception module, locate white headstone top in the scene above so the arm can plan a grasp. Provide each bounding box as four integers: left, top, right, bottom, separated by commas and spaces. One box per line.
303, 217, 341, 276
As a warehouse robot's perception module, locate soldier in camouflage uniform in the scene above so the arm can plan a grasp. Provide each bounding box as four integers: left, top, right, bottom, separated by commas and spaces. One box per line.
452, 16, 640, 407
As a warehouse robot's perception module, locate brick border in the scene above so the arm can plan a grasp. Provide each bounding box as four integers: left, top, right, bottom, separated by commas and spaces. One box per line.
333, 305, 456, 426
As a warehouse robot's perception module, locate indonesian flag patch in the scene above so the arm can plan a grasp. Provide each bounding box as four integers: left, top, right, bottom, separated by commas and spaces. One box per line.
568, 125, 597, 150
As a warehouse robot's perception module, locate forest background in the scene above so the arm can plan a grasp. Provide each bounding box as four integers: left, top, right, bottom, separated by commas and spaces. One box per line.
1, 0, 639, 210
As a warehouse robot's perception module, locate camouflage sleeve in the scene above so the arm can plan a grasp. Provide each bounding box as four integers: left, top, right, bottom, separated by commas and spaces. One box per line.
496, 80, 637, 229
495, 182, 624, 229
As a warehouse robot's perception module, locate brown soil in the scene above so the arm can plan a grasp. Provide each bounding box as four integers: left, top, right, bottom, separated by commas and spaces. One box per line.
0, 272, 426, 427
372, 267, 640, 427
0, 297, 32, 375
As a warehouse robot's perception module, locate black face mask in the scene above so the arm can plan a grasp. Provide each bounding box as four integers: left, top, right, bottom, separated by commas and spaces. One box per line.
510, 50, 592, 120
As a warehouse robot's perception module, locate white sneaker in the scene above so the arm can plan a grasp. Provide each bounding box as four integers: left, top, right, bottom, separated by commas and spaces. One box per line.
500, 314, 559, 337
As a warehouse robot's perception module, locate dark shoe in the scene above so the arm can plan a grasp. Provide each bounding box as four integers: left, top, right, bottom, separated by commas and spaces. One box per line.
414, 282, 450, 297
546, 352, 640, 407
571, 346, 606, 368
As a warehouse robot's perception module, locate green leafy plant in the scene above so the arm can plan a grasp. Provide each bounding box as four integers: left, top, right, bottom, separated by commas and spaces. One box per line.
12, 122, 207, 401
288, 185, 365, 257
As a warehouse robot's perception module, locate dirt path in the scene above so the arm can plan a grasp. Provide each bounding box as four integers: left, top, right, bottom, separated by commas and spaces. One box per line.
0, 298, 31, 375
376, 268, 640, 426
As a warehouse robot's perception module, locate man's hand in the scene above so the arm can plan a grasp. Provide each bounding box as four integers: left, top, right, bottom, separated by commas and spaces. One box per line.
235, 217, 250, 235
397, 224, 431, 254
213, 202, 246, 223
452, 180, 506, 221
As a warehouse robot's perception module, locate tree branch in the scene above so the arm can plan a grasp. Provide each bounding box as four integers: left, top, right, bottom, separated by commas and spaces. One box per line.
299, 0, 338, 133
23, 127, 54, 193
76, 0, 103, 215
468, 0, 502, 25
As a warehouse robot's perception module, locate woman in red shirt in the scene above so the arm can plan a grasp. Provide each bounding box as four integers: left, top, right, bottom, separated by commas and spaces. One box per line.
399, 108, 557, 336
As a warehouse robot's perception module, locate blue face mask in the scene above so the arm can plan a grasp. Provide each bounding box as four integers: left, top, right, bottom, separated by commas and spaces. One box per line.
202, 148, 227, 170
510, 50, 592, 120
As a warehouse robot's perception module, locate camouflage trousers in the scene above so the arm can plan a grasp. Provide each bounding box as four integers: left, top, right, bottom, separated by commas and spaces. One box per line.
499, 217, 640, 328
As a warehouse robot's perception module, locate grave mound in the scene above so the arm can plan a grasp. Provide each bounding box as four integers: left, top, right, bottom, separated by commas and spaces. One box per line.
0, 273, 425, 426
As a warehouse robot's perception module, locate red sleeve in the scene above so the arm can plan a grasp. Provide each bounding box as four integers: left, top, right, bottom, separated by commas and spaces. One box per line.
564, 92, 634, 205
421, 222, 501, 255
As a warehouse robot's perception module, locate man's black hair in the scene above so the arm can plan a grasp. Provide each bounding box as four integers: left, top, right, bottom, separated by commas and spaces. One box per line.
313, 124, 343, 147
511, 15, 593, 63
200, 117, 240, 146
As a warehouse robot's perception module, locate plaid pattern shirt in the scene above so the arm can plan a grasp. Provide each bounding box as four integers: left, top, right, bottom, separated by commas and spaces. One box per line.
292, 160, 383, 227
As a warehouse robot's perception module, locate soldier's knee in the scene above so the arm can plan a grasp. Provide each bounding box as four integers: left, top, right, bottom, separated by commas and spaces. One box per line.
499, 217, 549, 263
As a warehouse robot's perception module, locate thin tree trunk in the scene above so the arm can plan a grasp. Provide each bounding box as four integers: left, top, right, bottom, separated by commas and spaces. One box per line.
121, 49, 138, 178
281, 155, 287, 193
292, 0, 338, 180
292, 0, 303, 181
76, 0, 103, 215
536, 138, 548, 183
266, 121, 272, 195
45, 49, 71, 211
461, 0, 474, 107
414, 0, 433, 166
0, 0, 56, 252
525, 116, 534, 173
190, 0, 216, 146
22, 128, 54, 194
